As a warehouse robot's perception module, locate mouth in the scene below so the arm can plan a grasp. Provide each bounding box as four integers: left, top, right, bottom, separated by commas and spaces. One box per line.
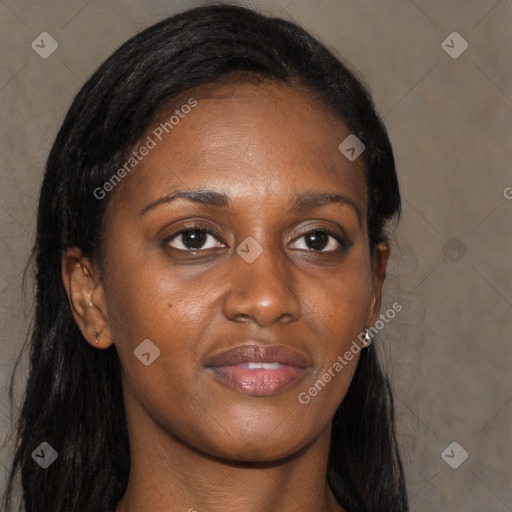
205, 344, 309, 397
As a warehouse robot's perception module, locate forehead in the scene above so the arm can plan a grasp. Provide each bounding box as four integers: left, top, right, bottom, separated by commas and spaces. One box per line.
106, 81, 367, 218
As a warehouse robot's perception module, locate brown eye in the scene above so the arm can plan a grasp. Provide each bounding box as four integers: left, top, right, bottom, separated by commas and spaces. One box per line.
290, 228, 343, 252
305, 231, 329, 251
164, 227, 225, 251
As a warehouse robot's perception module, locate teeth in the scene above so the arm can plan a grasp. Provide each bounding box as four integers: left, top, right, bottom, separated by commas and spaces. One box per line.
247, 362, 281, 370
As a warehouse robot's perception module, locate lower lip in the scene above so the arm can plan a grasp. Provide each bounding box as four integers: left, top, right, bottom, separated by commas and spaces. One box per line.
208, 363, 305, 396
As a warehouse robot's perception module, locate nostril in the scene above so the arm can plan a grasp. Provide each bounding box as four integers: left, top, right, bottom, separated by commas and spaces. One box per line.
233, 313, 251, 323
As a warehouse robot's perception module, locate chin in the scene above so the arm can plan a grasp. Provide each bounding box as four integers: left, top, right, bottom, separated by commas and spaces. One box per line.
196, 419, 317, 465
206, 438, 310, 466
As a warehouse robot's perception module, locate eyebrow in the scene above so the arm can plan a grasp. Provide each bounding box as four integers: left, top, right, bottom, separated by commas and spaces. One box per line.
139, 188, 362, 224
139, 189, 229, 216
289, 191, 362, 225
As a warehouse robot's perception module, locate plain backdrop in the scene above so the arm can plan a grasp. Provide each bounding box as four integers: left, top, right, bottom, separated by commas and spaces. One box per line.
0, 1, 511, 510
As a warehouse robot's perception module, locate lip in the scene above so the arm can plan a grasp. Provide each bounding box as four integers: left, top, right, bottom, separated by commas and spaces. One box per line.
205, 343, 309, 397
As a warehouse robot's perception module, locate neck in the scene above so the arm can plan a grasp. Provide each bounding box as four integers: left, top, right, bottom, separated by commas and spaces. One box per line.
115, 396, 345, 512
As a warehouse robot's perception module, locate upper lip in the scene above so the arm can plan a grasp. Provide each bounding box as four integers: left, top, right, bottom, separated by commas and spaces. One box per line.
205, 344, 309, 368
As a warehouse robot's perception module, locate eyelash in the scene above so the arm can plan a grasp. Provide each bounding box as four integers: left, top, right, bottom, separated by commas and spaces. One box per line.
162, 223, 347, 252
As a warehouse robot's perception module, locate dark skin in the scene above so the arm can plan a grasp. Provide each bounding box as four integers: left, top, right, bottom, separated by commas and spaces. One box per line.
62, 82, 389, 512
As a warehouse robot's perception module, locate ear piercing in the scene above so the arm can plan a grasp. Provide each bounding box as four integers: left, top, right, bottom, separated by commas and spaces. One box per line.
88, 302, 99, 344
364, 328, 373, 348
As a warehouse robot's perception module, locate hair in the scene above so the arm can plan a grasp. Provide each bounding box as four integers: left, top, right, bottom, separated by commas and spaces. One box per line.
1, 4, 407, 512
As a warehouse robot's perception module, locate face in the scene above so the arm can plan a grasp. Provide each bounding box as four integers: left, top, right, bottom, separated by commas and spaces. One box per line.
65, 81, 388, 462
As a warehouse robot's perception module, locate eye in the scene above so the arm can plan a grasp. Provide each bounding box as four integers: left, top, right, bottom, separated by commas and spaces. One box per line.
290, 228, 343, 252
164, 225, 226, 251
163, 225, 346, 253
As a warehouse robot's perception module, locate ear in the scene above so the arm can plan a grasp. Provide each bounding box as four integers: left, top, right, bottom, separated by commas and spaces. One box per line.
365, 242, 390, 327
61, 247, 113, 349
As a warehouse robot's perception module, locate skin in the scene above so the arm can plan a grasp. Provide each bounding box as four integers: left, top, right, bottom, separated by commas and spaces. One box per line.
62, 81, 389, 512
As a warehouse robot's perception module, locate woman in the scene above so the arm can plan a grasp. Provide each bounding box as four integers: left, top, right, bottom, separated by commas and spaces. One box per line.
2, 4, 408, 512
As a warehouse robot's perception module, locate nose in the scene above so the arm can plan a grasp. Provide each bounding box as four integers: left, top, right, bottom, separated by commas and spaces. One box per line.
221, 241, 301, 327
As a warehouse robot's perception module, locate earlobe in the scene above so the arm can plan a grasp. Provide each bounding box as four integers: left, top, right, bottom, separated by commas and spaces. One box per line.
61, 247, 113, 348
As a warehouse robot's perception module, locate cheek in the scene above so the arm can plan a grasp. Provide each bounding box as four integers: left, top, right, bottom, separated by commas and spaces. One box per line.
304, 253, 372, 397
103, 260, 207, 424
297, 268, 371, 414
312, 257, 373, 337
102, 247, 217, 374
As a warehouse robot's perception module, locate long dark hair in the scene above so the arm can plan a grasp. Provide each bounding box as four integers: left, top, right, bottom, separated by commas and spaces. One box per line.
2, 5, 407, 512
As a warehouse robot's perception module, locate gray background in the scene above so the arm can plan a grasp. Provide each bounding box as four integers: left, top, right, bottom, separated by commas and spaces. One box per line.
0, 0, 511, 510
